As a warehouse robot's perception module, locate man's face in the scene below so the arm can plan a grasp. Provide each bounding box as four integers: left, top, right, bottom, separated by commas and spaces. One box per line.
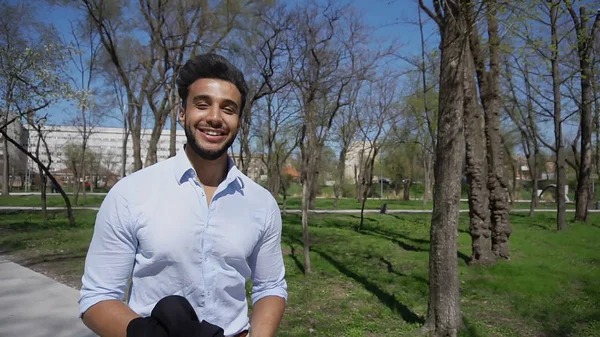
179, 78, 241, 160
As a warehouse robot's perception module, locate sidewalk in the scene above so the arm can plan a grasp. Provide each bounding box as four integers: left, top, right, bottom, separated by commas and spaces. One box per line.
0, 258, 96, 337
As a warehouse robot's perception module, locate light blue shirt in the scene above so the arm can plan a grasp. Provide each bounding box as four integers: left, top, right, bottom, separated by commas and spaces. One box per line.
79, 146, 287, 336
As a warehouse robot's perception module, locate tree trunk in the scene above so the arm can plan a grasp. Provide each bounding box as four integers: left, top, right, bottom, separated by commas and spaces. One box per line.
550, 1, 567, 231
529, 149, 539, 217
121, 124, 129, 178
131, 106, 143, 171
39, 168, 47, 221
238, 102, 253, 175
334, 147, 348, 209
421, 1, 465, 334
301, 180, 312, 274
568, 2, 600, 221
169, 105, 177, 157
2, 137, 9, 196
403, 179, 412, 201
359, 184, 369, 231
309, 172, 318, 210
463, 42, 494, 266
468, 2, 512, 258
145, 113, 169, 167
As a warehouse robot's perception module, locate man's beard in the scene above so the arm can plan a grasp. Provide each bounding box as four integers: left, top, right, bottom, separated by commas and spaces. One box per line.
184, 121, 235, 161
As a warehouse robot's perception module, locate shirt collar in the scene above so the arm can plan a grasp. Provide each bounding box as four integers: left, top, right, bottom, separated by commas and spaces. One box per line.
173, 144, 241, 188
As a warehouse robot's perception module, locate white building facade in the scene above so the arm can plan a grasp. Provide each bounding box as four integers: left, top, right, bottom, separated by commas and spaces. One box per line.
26, 125, 187, 177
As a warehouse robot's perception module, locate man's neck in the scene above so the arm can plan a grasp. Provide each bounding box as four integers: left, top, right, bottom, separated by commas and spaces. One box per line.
185, 146, 229, 187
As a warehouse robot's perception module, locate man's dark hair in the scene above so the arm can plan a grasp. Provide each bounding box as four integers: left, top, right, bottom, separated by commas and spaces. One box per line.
176, 53, 249, 115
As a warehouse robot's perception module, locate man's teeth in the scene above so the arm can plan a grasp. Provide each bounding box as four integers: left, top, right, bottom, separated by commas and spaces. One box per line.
204, 130, 220, 136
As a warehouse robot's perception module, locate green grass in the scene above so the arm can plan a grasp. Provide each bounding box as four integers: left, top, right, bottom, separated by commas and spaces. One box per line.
1, 210, 598, 336
0, 194, 576, 211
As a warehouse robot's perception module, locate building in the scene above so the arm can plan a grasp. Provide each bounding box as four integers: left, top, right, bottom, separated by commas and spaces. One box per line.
25, 125, 188, 177
17, 124, 272, 189
344, 140, 382, 183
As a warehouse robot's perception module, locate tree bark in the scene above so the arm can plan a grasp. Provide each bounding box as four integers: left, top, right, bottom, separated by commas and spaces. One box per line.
39, 167, 47, 221
463, 42, 494, 265
403, 179, 412, 201
570, 5, 600, 222
550, 1, 567, 231
301, 179, 312, 274
467, 1, 511, 258
420, 0, 465, 335
170, 105, 177, 157
2, 137, 8, 196
334, 147, 348, 208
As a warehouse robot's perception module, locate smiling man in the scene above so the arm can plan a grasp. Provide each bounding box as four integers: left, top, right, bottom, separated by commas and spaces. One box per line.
78, 53, 287, 337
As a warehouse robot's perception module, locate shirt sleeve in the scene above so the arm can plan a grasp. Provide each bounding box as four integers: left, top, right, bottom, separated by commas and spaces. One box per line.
248, 198, 288, 305
78, 184, 138, 317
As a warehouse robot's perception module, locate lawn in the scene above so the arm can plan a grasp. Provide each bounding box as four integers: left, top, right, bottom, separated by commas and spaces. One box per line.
0, 210, 598, 336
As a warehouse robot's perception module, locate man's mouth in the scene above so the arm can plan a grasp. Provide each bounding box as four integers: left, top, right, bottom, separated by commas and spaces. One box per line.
198, 128, 227, 142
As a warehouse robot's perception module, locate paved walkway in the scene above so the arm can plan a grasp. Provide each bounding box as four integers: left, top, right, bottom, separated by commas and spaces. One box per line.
0, 259, 96, 337
0, 206, 597, 214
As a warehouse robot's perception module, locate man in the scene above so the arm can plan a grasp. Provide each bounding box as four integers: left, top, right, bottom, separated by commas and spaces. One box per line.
79, 53, 287, 337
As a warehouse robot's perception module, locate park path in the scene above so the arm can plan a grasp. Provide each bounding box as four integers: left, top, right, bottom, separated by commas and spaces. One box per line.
0, 258, 97, 337
0, 206, 597, 214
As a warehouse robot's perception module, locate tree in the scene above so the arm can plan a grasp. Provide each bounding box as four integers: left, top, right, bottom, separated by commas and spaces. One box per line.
355, 76, 398, 230
565, 1, 600, 222
0, 2, 60, 195
65, 20, 103, 205
463, 38, 494, 265
419, 0, 465, 335
0, 2, 74, 225
330, 85, 360, 208
256, 88, 300, 198
549, 0, 568, 230
291, 0, 378, 274
235, 1, 295, 176
504, 55, 542, 217
466, 0, 512, 259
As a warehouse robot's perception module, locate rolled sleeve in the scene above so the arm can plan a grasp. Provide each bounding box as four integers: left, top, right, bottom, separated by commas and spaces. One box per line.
78, 184, 137, 317
248, 200, 288, 305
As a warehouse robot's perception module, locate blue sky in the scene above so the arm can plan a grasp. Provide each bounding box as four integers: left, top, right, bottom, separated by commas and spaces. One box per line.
24, 0, 439, 128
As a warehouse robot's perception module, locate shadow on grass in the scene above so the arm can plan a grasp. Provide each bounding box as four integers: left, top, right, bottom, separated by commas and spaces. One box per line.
286, 243, 305, 274
378, 257, 428, 285
360, 227, 471, 265
314, 249, 424, 324
461, 317, 483, 337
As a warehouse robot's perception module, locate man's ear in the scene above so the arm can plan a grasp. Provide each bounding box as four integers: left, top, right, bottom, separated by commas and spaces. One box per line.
178, 105, 185, 127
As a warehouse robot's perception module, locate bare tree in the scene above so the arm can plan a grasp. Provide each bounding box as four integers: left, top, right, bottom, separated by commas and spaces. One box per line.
565, 2, 600, 222
65, 20, 103, 205
291, 1, 379, 274
419, 0, 466, 335
504, 56, 542, 217
355, 76, 398, 230
235, 2, 295, 175
257, 88, 300, 198
330, 84, 361, 208
550, 0, 568, 230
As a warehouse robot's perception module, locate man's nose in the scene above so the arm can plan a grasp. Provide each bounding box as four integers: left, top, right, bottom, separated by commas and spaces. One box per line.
206, 105, 223, 123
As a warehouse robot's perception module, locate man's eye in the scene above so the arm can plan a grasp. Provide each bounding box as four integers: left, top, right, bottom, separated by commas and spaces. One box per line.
223, 107, 235, 114
197, 103, 209, 109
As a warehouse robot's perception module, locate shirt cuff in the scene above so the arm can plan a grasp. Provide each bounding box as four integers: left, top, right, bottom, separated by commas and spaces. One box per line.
251, 285, 288, 305
78, 294, 124, 318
